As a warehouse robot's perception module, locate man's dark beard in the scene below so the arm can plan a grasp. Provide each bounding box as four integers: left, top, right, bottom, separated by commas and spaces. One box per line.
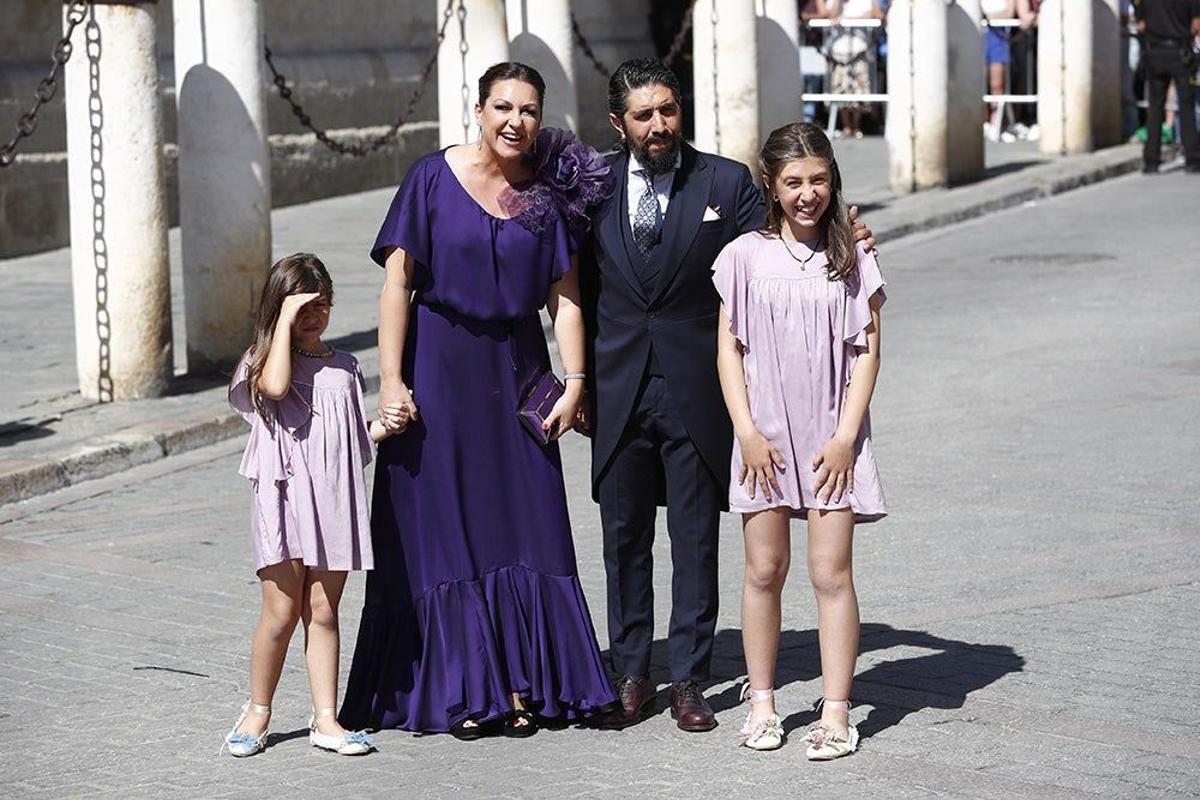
628, 132, 680, 175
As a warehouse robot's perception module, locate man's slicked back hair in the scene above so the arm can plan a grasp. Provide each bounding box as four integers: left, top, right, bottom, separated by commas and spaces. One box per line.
607, 57, 682, 119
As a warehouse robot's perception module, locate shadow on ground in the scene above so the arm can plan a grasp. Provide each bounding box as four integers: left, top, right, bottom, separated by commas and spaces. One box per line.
620, 622, 1024, 740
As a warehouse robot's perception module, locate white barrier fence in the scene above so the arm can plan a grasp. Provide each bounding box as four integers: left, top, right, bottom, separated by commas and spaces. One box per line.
801, 17, 1036, 136
801, 18, 1179, 135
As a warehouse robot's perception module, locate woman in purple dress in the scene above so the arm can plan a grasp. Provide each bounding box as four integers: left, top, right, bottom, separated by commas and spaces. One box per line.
339, 63, 616, 738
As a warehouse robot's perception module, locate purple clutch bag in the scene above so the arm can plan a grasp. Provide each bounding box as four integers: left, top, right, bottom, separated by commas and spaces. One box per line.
518, 371, 565, 445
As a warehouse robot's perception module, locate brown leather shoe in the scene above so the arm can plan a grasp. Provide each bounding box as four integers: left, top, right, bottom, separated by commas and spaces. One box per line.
669, 680, 717, 732
596, 676, 656, 730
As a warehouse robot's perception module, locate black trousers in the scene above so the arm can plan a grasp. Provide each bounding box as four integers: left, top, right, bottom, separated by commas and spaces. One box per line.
1143, 47, 1199, 168
598, 374, 723, 683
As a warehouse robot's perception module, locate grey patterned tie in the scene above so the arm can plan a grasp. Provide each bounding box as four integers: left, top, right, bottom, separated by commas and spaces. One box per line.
632, 170, 661, 258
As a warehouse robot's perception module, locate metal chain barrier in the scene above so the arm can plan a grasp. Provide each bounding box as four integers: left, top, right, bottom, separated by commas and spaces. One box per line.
263, 0, 455, 157
0, 0, 90, 168
1057, 0, 1067, 156
457, 0, 471, 142
907, 2, 917, 192
570, 1, 697, 80
662, 0, 697, 69
570, 12, 611, 78
85, 8, 112, 402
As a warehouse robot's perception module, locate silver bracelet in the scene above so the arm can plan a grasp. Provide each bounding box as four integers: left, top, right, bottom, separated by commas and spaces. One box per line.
563, 373, 586, 382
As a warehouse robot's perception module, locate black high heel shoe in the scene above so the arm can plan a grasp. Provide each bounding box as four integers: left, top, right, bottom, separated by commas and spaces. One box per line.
449, 718, 489, 741
502, 709, 538, 738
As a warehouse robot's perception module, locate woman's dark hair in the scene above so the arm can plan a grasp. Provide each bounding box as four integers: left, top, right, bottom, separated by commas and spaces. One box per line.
759, 122, 856, 283
478, 61, 546, 109
246, 253, 334, 423
607, 57, 682, 119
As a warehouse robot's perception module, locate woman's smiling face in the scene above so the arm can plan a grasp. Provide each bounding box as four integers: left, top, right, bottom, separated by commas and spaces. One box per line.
476, 78, 542, 159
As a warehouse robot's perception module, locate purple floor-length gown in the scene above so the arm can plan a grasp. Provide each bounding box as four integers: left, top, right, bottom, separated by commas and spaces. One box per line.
340, 150, 616, 732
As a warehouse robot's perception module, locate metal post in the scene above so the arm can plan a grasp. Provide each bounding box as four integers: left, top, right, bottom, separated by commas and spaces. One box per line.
1038, 0, 1120, 154
755, 0, 802, 138
693, 0, 760, 171
174, 0, 272, 374
64, 0, 172, 401
507, 0, 578, 132
437, 0, 510, 147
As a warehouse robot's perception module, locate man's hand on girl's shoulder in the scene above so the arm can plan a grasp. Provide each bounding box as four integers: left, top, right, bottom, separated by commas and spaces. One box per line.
848, 205, 878, 252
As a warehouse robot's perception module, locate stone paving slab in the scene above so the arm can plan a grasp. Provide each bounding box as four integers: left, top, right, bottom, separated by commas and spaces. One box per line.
0, 139, 1147, 505
1, 170, 1198, 797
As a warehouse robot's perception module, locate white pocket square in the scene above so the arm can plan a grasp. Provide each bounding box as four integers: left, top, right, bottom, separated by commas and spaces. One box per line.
702, 205, 722, 222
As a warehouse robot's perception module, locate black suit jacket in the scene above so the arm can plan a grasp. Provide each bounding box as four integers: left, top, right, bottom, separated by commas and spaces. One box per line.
580, 143, 766, 496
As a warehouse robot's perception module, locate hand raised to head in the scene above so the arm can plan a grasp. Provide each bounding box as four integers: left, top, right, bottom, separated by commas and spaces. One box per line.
279, 292, 322, 323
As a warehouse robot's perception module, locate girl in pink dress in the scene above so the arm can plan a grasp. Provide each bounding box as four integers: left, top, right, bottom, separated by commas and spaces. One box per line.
713, 123, 886, 759
223, 253, 408, 758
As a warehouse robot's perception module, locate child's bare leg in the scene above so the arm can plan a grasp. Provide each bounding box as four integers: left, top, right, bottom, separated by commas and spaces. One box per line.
238, 559, 305, 735
741, 508, 792, 719
807, 509, 858, 737
847, 107, 863, 136
302, 569, 349, 737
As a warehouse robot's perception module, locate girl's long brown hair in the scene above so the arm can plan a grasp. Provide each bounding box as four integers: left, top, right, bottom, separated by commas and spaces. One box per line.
246, 253, 334, 422
759, 122, 856, 283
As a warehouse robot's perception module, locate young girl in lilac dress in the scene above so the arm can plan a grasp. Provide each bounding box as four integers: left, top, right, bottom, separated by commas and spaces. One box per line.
713, 122, 887, 759
224, 253, 408, 758
339, 63, 615, 739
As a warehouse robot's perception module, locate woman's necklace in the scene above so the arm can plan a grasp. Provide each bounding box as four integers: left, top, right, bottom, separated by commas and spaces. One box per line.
780, 235, 822, 270
291, 344, 333, 358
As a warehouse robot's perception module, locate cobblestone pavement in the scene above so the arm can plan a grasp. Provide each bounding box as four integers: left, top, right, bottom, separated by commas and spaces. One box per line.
2, 170, 1199, 798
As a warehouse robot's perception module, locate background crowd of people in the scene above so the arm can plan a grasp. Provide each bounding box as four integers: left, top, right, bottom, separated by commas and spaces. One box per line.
794, 0, 1200, 162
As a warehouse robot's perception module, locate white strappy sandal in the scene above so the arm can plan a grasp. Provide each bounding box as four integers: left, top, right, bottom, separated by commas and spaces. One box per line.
308, 707, 376, 755
803, 698, 859, 761
735, 685, 784, 751
223, 701, 271, 757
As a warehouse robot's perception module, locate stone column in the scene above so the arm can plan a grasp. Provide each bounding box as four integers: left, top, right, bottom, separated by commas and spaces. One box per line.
174, 0, 272, 374
946, 0, 985, 184
438, 0, 510, 146
64, 2, 172, 401
755, 0, 802, 138
693, 0, 760, 171
1038, 0, 1122, 155
507, 0, 578, 132
886, 0, 984, 193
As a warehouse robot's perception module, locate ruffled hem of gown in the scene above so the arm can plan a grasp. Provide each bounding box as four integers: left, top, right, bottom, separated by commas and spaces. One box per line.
340, 564, 617, 733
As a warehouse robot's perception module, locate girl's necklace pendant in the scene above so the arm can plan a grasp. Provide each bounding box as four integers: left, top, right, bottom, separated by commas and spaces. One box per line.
781, 237, 820, 270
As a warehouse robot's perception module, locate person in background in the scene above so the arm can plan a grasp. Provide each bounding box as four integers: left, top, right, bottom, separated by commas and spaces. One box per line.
1007, 0, 1040, 140
1134, 0, 1200, 172
982, 0, 1038, 141
813, 0, 885, 139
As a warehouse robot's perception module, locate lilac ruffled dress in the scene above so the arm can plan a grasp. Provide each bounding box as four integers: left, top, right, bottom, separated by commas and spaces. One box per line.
712, 234, 888, 521
229, 350, 375, 572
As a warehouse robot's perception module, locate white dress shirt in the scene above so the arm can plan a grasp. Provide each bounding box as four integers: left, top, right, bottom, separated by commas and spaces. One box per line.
626, 149, 682, 232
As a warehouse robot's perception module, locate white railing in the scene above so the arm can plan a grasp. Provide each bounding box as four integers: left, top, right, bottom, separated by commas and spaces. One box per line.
800, 18, 885, 135
799, 17, 1040, 135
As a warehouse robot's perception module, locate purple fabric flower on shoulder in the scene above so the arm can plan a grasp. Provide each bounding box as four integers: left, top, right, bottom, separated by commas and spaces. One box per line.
500, 127, 613, 237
